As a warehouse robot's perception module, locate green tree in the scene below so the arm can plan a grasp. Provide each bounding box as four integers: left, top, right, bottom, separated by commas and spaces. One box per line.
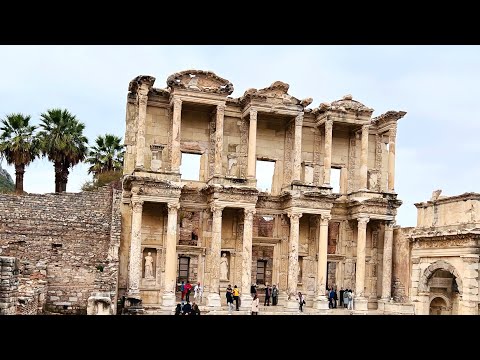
37, 108, 88, 193
0, 113, 39, 194
86, 134, 124, 177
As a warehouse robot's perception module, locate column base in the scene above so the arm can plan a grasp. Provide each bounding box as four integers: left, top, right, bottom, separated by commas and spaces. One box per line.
206, 292, 222, 309
285, 299, 300, 312
353, 297, 369, 312
314, 296, 330, 310
160, 292, 176, 310
240, 294, 253, 311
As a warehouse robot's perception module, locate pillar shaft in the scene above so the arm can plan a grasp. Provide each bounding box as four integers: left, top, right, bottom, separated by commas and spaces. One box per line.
247, 109, 257, 179
207, 205, 224, 307
381, 221, 394, 299
388, 127, 397, 191
360, 125, 369, 189
164, 203, 179, 298
317, 214, 331, 298
355, 216, 369, 297
214, 105, 225, 177
128, 199, 143, 298
240, 208, 255, 309
135, 87, 149, 169
323, 119, 333, 185
292, 114, 303, 181
287, 212, 302, 299
170, 98, 182, 172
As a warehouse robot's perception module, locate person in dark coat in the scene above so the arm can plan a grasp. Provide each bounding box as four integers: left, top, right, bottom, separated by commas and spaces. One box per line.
271, 284, 279, 306
264, 284, 271, 306
182, 302, 192, 315
339, 287, 344, 307
250, 283, 257, 298
174, 303, 182, 315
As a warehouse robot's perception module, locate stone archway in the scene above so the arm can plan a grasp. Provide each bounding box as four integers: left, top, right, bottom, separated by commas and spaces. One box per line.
429, 295, 451, 315
418, 260, 463, 295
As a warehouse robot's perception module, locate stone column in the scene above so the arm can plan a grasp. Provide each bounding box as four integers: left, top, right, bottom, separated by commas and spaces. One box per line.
161, 202, 180, 308
340, 167, 347, 194
359, 125, 369, 190
286, 212, 302, 310
127, 199, 143, 299
135, 86, 149, 169
381, 221, 394, 300
323, 118, 333, 185
214, 104, 225, 177
207, 205, 224, 308
388, 126, 397, 192
247, 109, 257, 179
355, 216, 369, 310
292, 114, 303, 182
240, 208, 255, 310
315, 214, 331, 310
170, 97, 182, 173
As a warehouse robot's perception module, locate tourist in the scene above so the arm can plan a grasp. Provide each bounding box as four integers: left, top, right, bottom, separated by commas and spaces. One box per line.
182, 301, 192, 315
180, 280, 185, 301
329, 288, 335, 308
264, 284, 271, 306
185, 281, 192, 303
251, 293, 259, 315
339, 287, 344, 307
233, 285, 240, 311
348, 290, 354, 310
226, 284, 234, 314
250, 283, 257, 298
343, 289, 349, 308
174, 303, 182, 315
298, 291, 306, 312
194, 282, 203, 304
333, 287, 338, 308
271, 284, 279, 306
191, 302, 200, 315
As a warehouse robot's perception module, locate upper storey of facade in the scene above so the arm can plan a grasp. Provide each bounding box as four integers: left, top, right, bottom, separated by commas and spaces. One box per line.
123, 69, 406, 204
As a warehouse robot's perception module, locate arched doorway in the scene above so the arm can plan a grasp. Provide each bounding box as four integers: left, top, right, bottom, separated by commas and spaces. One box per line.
429, 296, 451, 315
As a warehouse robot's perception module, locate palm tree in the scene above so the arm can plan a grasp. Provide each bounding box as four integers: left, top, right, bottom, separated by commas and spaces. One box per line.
86, 134, 124, 177
37, 108, 88, 193
0, 113, 39, 194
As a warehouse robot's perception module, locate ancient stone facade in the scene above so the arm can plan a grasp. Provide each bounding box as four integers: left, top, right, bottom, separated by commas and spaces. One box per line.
403, 191, 480, 315
120, 69, 406, 313
0, 186, 121, 314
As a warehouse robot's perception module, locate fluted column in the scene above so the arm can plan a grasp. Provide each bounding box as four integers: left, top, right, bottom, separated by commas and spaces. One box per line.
292, 114, 303, 181
240, 208, 255, 310
360, 125, 369, 190
214, 104, 225, 177
127, 199, 143, 298
388, 126, 397, 192
170, 98, 182, 172
355, 216, 369, 298
286, 212, 302, 309
161, 202, 180, 308
323, 118, 333, 185
135, 87, 149, 169
207, 205, 224, 308
381, 221, 394, 300
315, 214, 331, 309
247, 109, 257, 179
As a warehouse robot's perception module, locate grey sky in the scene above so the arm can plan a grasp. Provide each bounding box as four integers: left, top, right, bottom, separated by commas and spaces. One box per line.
0, 45, 478, 227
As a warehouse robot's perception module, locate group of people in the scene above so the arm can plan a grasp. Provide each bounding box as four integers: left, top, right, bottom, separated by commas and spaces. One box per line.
328, 287, 354, 310
225, 284, 241, 313
179, 281, 203, 304
175, 301, 201, 315
250, 283, 279, 306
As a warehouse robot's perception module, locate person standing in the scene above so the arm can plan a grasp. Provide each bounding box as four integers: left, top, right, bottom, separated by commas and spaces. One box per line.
250, 283, 257, 298
194, 282, 203, 304
226, 284, 234, 314
233, 285, 240, 311
180, 280, 185, 301
251, 293, 259, 315
264, 284, 271, 306
348, 290, 354, 310
185, 282, 192, 303
298, 291, 305, 312
339, 287, 345, 308
343, 289, 349, 309
333, 287, 338, 309
271, 284, 279, 306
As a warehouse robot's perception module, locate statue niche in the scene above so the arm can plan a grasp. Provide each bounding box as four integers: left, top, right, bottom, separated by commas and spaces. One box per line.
328, 222, 340, 254
220, 252, 230, 281
143, 248, 157, 279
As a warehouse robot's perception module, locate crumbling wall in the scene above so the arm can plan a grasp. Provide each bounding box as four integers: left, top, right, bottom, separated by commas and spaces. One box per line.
0, 186, 117, 314
0, 256, 19, 314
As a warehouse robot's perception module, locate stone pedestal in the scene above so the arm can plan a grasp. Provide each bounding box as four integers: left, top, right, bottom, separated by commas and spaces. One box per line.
160, 293, 176, 309
206, 293, 222, 309
285, 299, 300, 311
314, 296, 329, 310
240, 294, 253, 311
87, 292, 113, 315
353, 297, 369, 312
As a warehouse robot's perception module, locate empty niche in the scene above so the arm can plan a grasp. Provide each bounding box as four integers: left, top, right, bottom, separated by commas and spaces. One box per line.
253, 215, 274, 237
179, 211, 200, 246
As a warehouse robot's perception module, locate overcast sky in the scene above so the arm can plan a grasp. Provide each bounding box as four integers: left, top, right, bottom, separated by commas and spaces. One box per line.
0, 45, 478, 227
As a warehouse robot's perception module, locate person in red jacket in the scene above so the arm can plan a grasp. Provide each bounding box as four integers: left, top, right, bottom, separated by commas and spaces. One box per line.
184, 282, 193, 303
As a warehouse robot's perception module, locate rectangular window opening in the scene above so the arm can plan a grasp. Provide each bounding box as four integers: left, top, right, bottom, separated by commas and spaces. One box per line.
256, 160, 275, 193
256, 260, 267, 285
177, 256, 190, 284
298, 256, 303, 283
180, 153, 201, 181
331, 167, 341, 193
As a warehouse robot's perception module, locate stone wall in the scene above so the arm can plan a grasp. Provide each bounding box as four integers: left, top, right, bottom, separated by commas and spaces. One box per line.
0, 256, 18, 315
392, 227, 412, 302
0, 186, 119, 314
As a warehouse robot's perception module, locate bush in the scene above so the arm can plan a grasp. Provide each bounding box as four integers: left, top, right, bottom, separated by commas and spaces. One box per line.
81, 170, 122, 191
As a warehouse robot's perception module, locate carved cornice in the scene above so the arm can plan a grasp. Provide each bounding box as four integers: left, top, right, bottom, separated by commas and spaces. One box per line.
128, 75, 156, 95
166, 69, 234, 95
371, 111, 407, 126
239, 81, 307, 109
313, 94, 374, 116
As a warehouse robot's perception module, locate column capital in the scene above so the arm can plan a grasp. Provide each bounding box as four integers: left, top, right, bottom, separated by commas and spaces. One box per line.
217, 104, 226, 114
357, 216, 370, 227
320, 214, 331, 226
172, 97, 182, 109
210, 204, 225, 217
325, 118, 333, 129
287, 212, 303, 221
244, 208, 256, 221
250, 108, 257, 121
362, 124, 370, 132
389, 126, 397, 140
385, 221, 395, 230
295, 113, 304, 126
131, 200, 144, 213
167, 202, 180, 214
137, 86, 150, 98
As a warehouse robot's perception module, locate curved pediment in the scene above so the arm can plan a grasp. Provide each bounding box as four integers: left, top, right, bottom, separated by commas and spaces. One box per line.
314, 94, 374, 115
166, 69, 234, 95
